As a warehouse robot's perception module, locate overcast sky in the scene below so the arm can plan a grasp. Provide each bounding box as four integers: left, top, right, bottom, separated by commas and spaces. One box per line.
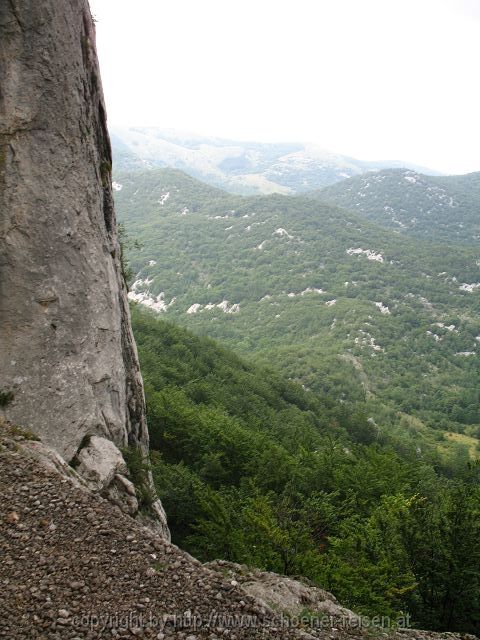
90, 0, 479, 174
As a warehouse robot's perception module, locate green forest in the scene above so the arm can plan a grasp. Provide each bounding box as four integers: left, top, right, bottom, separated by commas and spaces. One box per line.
115, 168, 480, 447
132, 307, 480, 633
114, 165, 480, 634
317, 168, 480, 245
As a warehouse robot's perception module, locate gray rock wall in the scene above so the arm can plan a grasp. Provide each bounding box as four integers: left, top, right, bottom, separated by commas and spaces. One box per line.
0, 2, 147, 465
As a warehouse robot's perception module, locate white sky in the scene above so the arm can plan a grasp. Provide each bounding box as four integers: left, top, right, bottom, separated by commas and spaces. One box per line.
90, 0, 480, 174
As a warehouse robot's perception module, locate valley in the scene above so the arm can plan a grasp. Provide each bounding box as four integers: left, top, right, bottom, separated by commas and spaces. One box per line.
114, 167, 480, 462
116, 161, 480, 628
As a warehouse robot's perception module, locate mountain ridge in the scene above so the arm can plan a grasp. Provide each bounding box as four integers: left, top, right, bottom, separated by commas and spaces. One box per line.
111, 127, 442, 195
314, 168, 480, 245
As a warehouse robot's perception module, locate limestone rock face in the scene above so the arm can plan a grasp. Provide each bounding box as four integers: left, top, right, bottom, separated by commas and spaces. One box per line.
0, 0, 145, 457
0, 1, 169, 537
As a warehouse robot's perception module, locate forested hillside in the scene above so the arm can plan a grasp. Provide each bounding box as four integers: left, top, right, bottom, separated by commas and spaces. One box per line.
115, 168, 480, 453
132, 307, 480, 633
315, 169, 480, 245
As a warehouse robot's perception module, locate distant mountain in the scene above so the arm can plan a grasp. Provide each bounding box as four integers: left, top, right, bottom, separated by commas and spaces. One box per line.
315, 168, 480, 245
111, 127, 440, 195
114, 167, 480, 451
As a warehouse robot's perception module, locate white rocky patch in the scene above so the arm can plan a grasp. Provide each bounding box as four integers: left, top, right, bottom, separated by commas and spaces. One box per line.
346, 248, 384, 263
405, 293, 434, 311
300, 287, 324, 295
256, 240, 268, 250
187, 303, 202, 314
158, 191, 170, 205
216, 300, 236, 313
325, 299, 336, 307
426, 331, 442, 342
186, 301, 240, 315
434, 322, 456, 332
273, 228, 293, 239
112, 181, 123, 191
287, 292, 296, 298
128, 290, 175, 313
180, 207, 189, 215
459, 283, 480, 293
354, 330, 384, 352
128, 277, 175, 313
374, 302, 390, 315
456, 351, 475, 357
260, 294, 272, 301
131, 277, 153, 288
404, 175, 418, 184
211, 210, 236, 220
148, 260, 157, 267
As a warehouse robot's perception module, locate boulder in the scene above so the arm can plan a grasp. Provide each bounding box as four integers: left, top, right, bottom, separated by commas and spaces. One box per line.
75, 436, 127, 491
206, 560, 360, 623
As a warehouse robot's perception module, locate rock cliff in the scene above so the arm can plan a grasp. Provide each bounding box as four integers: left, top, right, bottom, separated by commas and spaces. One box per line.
0, 0, 167, 536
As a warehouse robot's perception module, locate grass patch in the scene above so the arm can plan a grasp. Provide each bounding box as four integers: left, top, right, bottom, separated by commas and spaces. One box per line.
443, 431, 480, 460
0, 390, 14, 407
8, 424, 40, 441
122, 446, 156, 512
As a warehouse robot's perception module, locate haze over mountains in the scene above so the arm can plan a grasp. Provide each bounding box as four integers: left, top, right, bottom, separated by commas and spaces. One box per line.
111, 127, 441, 195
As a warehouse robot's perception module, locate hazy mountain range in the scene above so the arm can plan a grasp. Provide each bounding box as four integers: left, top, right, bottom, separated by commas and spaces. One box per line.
111, 127, 441, 195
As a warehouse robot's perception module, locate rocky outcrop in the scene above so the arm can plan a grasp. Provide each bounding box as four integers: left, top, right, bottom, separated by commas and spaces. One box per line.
0, 0, 168, 537
205, 560, 360, 622
73, 435, 138, 515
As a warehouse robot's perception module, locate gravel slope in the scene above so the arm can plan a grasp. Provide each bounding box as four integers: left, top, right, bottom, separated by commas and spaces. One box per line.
1, 422, 476, 640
